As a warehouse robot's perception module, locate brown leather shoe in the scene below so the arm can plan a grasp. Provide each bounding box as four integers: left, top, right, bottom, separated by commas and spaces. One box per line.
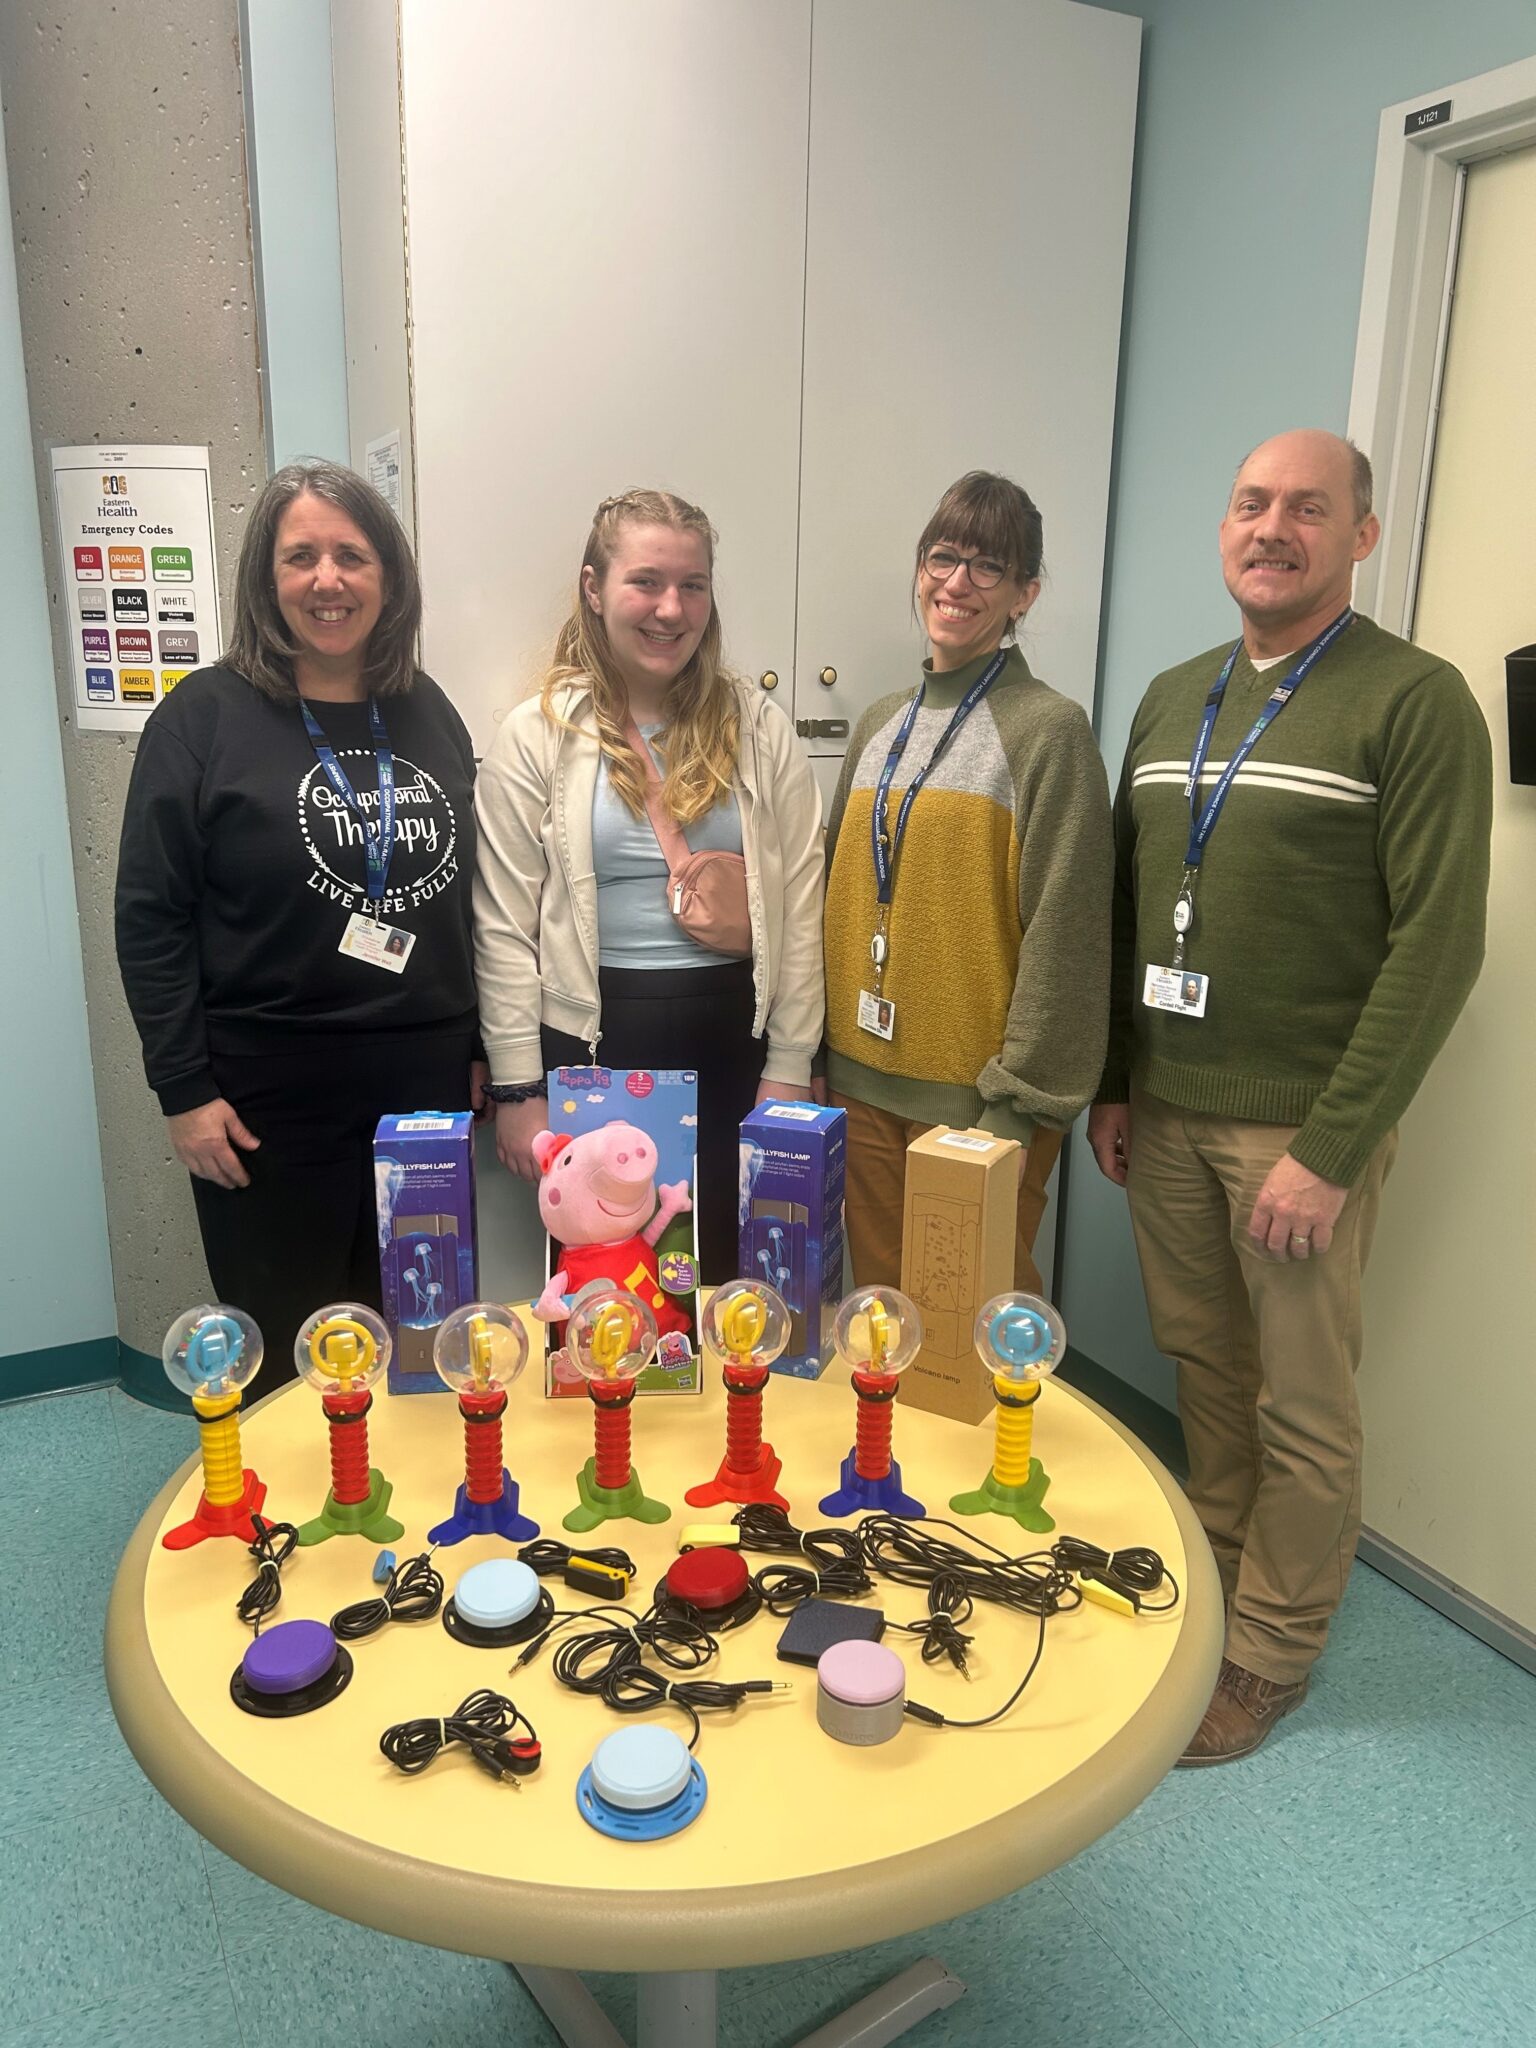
1176, 1657, 1309, 1768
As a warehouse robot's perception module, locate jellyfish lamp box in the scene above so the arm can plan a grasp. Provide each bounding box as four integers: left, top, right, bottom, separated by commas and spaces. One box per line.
373, 1110, 477, 1394
737, 1102, 846, 1380
900, 1126, 1020, 1424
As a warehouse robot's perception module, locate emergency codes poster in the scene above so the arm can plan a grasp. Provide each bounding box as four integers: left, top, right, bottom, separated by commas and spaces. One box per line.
49, 443, 220, 733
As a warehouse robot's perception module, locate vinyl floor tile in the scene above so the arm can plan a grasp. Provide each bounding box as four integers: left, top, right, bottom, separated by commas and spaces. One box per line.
1240, 1728, 1536, 1967
1054, 1797, 1408, 2048
0, 1964, 245, 2048
0, 1668, 145, 1832
0, 1789, 218, 2030
1409, 1908, 1536, 2039
107, 1386, 199, 1507
811, 1878, 1194, 2048
1290, 1966, 1499, 2047
0, 1388, 119, 1503
203, 1840, 353, 1956
225, 1919, 542, 2048
0, 1508, 138, 1696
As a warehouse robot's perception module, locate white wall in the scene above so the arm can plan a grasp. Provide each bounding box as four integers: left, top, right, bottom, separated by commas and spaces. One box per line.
0, 90, 116, 1374
243, 0, 351, 468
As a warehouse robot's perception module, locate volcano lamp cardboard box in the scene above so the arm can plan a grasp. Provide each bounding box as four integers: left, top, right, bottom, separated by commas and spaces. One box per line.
900, 1125, 1021, 1424
738, 1101, 846, 1379
373, 1110, 478, 1395
536, 1067, 703, 1398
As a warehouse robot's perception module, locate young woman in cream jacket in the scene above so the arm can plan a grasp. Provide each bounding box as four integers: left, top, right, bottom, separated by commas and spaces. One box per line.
473, 488, 824, 1280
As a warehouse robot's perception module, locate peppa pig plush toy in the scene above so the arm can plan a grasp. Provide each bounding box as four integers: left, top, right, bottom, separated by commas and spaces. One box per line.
530, 1123, 693, 1338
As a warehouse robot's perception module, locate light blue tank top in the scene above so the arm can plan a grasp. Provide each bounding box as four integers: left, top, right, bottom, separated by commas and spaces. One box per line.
591, 724, 747, 970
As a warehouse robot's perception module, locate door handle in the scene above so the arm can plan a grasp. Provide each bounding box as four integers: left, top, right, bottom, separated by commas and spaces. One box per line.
760, 671, 780, 691
819, 666, 837, 687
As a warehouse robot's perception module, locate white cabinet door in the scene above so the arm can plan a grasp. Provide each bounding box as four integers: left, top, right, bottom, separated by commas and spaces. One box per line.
794, 0, 1140, 746
399, 0, 812, 752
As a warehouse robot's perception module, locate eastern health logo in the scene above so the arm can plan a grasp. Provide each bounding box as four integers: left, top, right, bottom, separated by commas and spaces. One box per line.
297, 751, 460, 918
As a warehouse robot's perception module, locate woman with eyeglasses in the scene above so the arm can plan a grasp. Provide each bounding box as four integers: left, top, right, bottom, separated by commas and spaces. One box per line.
822, 470, 1113, 1291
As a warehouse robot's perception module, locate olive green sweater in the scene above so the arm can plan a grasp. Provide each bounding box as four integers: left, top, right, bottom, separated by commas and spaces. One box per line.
1100, 615, 1492, 1186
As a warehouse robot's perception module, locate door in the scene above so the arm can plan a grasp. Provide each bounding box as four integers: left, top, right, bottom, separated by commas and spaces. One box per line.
1359, 145, 1536, 1632
794, 0, 1140, 785
399, 0, 814, 752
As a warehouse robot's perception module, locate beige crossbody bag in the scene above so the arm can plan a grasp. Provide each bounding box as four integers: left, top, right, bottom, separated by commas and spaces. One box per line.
625, 717, 753, 957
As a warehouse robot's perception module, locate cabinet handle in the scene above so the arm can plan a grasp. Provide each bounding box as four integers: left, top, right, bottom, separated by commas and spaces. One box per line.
760, 671, 779, 691
819, 666, 837, 687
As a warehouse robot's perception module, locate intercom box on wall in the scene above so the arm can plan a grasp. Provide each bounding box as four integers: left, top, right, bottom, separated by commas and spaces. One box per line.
900, 1126, 1020, 1423
738, 1102, 846, 1379
373, 1111, 478, 1395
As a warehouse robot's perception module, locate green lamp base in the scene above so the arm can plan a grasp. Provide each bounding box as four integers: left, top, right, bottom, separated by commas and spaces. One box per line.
562, 1457, 671, 1534
950, 1457, 1055, 1533
296, 1469, 405, 1546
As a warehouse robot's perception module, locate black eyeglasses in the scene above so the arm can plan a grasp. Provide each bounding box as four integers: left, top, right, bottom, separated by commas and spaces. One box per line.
921, 544, 1010, 590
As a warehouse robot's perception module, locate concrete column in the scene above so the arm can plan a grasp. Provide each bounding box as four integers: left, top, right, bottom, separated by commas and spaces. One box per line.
0, 1, 266, 1388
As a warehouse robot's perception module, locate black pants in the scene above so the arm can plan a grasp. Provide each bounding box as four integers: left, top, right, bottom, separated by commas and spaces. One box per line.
191, 1028, 476, 1397
542, 961, 765, 1284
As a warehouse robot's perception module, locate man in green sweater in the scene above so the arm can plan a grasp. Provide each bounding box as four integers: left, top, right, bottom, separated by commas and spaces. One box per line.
1089, 429, 1491, 1766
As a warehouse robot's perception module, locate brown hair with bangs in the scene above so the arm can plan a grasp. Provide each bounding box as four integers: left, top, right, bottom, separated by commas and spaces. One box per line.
225, 460, 422, 701
913, 470, 1044, 640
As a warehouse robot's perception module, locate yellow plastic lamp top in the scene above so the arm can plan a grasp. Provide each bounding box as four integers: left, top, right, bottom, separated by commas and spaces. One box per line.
832, 1286, 922, 1378
702, 1281, 790, 1369
974, 1292, 1067, 1383
162, 1304, 263, 1400
564, 1286, 660, 1387
433, 1302, 529, 1397
295, 1302, 391, 1395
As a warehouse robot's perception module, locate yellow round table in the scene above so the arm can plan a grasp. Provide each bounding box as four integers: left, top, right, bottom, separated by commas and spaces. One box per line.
106, 1334, 1221, 2048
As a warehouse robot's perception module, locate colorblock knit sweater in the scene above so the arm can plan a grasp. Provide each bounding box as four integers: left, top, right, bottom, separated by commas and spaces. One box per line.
1099, 615, 1492, 1186
824, 646, 1113, 1145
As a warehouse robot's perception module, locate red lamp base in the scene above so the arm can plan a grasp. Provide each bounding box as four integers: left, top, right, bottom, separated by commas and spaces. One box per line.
161, 1468, 267, 1551
684, 1442, 789, 1511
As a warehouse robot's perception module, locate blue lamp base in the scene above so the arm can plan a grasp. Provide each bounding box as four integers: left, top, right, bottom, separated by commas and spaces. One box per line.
428, 1472, 539, 1547
819, 1449, 925, 1520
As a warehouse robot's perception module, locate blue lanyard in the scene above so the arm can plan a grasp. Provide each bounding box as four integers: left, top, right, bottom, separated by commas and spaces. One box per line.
1183, 608, 1353, 868
300, 695, 396, 905
871, 649, 1007, 905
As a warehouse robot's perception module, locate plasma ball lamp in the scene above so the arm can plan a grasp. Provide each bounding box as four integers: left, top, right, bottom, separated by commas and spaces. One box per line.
561, 1286, 671, 1534
818, 1287, 926, 1520
293, 1304, 405, 1547
684, 1281, 792, 1511
429, 1303, 539, 1545
160, 1304, 269, 1550
950, 1291, 1067, 1532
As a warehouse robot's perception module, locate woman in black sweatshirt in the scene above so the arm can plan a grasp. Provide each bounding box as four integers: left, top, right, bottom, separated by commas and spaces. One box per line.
115, 460, 484, 1390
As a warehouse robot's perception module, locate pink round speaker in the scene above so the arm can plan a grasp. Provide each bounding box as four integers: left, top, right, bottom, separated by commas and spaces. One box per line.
816, 1639, 906, 1746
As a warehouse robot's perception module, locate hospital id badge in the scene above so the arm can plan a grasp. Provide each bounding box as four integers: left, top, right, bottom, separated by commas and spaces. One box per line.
1143, 963, 1209, 1018
338, 912, 416, 974
857, 988, 896, 1041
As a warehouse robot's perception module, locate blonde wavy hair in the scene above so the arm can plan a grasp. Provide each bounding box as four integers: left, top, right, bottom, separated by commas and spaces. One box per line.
540, 489, 741, 825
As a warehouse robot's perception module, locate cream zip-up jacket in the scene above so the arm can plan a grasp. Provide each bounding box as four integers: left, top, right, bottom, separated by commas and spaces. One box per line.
473, 678, 825, 1088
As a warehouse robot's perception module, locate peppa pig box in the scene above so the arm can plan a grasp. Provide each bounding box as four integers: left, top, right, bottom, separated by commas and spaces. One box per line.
535, 1068, 703, 1398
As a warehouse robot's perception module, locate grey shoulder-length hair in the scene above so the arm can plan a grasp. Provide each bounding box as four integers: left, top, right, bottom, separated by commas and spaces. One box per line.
225, 460, 422, 699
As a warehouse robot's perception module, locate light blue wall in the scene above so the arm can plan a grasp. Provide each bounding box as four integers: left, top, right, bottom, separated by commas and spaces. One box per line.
242, 0, 350, 468
1065, 0, 1536, 1406
0, 94, 116, 1374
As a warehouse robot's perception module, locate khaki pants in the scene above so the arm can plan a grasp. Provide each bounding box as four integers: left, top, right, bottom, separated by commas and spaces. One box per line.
830, 1092, 1064, 1295
1125, 1087, 1397, 1684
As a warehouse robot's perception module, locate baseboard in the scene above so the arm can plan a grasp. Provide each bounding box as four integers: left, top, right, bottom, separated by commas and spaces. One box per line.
116, 1339, 193, 1413
0, 1334, 119, 1401
1357, 1527, 1536, 1679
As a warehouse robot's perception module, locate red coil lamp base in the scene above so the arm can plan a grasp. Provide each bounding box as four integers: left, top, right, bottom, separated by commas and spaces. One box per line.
297, 1395, 405, 1547
684, 1368, 788, 1510
563, 1387, 671, 1534
161, 1469, 267, 1551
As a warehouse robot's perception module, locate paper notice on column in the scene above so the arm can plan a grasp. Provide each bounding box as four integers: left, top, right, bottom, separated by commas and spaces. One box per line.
49, 443, 221, 734
366, 430, 403, 516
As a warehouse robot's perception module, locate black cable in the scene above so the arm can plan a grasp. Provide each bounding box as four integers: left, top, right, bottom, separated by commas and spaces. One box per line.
1051, 1535, 1181, 1613
379, 1689, 541, 1781
517, 1538, 637, 1579
731, 1504, 875, 1608
888, 1571, 976, 1672
331, 1549, 445, 1641
514, 1603, 781, 1749
236, 1516, 298, 1635
855, 1513, 1080, 1622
